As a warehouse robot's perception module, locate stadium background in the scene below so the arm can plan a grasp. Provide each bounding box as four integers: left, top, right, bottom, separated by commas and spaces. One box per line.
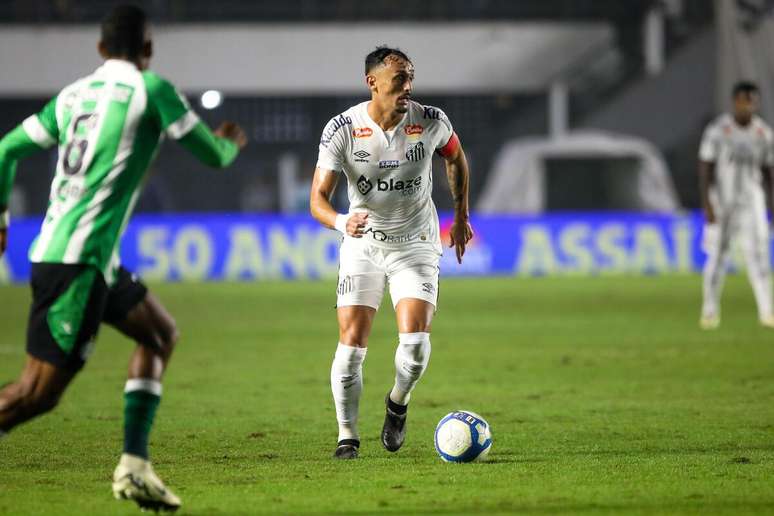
4, 2, 774, 515
2, 0, 764, 282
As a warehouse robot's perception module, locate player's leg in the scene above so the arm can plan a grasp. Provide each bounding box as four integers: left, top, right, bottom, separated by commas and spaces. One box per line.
1, 263, 106, 435
331, 240, 385, 459
0, 356, 76, 433
739, 207, 774, 326
701, 217, 732, 328
382, 256, 439, 452
102, 268, 181, 511
332, 305, 376, 458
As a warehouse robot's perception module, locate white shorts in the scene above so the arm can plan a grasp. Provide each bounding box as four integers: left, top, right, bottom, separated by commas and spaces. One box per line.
336, 237, 441, 310
702, 205, 769, 257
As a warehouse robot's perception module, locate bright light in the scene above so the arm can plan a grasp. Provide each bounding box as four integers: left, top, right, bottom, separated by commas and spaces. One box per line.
200, 90, 223, 110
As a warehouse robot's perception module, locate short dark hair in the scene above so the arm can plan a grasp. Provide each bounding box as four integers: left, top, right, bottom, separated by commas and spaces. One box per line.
732, 81, 759, 98
101, 4, 147, 59
365, 46, 411, 75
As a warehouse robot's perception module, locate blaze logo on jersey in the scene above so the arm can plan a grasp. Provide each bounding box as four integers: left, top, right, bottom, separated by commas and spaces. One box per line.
353, 127, 373, 138
357, 175, 374, 195
405, 124, 424, 135
377, 175, 422, 193
406, 142, 426, 162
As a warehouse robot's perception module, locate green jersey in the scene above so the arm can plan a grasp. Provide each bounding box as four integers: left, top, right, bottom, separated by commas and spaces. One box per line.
0, 59, 240, 284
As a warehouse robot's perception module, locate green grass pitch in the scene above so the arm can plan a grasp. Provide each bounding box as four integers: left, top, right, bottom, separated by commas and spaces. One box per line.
1, 275, 774, 515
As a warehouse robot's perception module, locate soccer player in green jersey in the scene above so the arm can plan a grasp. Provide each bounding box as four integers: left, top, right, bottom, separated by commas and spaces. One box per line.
0, 5, 247, 511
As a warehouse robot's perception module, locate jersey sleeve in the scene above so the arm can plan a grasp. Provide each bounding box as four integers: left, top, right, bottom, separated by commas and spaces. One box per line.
698, 123, 719, 163
0, 123, 51, 224
143, 72, 201, 140
316, 115, 350, 172
765, 129, 774, 168
22, 95, 59, 148
178, 121, 240, 169
426, 105, 458, 158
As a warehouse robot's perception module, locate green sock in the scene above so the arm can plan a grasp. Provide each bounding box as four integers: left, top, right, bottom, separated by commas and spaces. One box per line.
123, 379, 162, 460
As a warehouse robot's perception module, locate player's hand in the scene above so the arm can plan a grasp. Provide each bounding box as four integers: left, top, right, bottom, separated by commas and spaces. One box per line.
215, 122, 248, 149
0, 228, 7, 257
449, 218, 473, 264
347, 212, 369, 238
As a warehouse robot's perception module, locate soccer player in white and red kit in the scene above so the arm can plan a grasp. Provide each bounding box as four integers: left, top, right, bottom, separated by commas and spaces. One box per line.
310, 47, 473, 459
699, 81, 774, 329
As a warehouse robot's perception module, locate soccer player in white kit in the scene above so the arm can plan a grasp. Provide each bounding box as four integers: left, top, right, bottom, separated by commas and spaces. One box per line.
699, 81, 774, 329
309, 47, 473, 459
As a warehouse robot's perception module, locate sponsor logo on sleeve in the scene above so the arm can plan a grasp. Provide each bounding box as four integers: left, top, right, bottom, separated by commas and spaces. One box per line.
423, 107, 443, 120
353, 127, 373, 138
320, 114, 352, 146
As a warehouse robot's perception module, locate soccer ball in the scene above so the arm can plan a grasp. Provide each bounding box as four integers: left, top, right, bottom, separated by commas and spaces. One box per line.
434, 410, 492, 463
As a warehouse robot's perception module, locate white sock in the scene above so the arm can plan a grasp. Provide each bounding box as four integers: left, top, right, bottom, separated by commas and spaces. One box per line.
330, 343, 367, 442
390, 332, 431, 406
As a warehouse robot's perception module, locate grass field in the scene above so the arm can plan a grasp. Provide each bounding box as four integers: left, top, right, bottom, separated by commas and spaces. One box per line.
1, 275, 774, 515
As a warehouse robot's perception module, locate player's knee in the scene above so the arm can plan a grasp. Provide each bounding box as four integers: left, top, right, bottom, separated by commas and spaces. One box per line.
155, 318, 179, 361
339, 328, 369, 347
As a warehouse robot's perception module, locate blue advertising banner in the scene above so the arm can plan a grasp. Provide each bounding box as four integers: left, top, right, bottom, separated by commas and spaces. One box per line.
0, 212, 750, 284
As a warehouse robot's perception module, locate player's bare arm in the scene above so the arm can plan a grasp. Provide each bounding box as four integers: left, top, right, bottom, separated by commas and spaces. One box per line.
309, 167, 368, 237
443, 141, 473, 263
762, 165, 773, 217
698, 160, 716, 224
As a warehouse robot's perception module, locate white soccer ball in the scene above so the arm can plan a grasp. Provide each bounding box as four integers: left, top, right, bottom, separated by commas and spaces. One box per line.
434, 410, 492, 463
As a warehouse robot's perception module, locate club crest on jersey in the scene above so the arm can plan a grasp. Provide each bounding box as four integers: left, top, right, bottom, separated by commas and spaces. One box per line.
406, 142, 426, 162
353, 127, 373, 138
357, 175, 374, 195
379, 160, 400, 169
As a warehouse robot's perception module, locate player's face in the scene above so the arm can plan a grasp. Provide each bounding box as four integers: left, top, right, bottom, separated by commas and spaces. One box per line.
733, 91, 759, 121
369, 57, 414, 114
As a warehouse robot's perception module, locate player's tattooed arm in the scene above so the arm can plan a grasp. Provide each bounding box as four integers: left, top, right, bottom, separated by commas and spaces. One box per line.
443, 142, 474, 264
698, 160, 717, 224
310, 167, 368, 237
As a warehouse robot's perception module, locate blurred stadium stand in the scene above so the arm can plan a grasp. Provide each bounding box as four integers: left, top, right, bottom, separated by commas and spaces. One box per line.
0, 1, 724, 217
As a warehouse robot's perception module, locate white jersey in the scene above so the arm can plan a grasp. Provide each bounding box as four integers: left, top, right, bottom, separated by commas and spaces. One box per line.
699, 114, 774, 213
316, 101, 455, 252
